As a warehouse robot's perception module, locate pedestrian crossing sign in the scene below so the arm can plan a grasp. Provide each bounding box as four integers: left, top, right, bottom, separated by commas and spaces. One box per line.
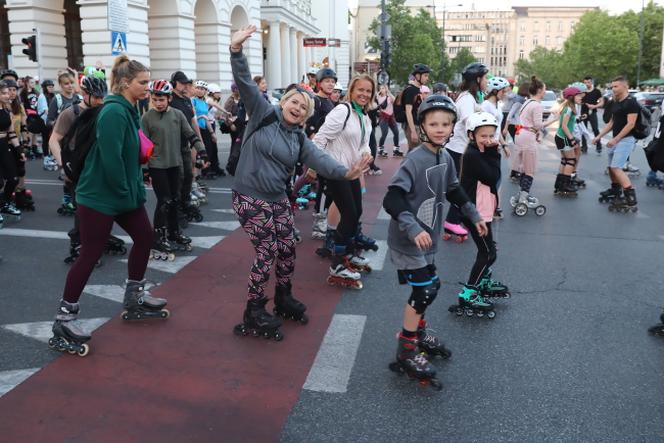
111, 31, 127, 55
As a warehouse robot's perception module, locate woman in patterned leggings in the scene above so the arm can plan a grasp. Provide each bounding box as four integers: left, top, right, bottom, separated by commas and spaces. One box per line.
229, 25, 370, 341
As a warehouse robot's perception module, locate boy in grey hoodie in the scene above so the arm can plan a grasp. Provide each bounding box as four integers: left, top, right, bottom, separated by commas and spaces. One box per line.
383, 95, 486, 388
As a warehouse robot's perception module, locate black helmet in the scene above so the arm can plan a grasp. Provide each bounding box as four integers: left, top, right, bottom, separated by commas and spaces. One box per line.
461, 63, 489, 83
3, 79, 17, 88
412, 64, 431, 75
432, 82, 448, 93
41, 79, 54, 88
1, 69, 18, 80
417, 94, 457, 123
316, 68, 337, 83
80, 76, 108, 98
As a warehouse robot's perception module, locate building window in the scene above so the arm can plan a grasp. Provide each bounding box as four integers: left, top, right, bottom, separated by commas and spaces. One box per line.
556, 36, 563, 46
571, 21, 576, 30
532, 36, 538, 46
545, 35, 550, 46
519, 50, 524, 59
519, 36, 525, 46
520, 23, 526, 32
558, 21, 563, 32
545, 21, 551, 32
63, 0, 84, 70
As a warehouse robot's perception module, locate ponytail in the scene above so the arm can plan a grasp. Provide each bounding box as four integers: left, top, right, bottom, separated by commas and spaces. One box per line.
110, 55, 149, 95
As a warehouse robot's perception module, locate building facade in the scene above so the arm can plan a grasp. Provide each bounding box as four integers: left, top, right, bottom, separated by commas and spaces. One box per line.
0, 0, 349, 91
351, 1, 598, 79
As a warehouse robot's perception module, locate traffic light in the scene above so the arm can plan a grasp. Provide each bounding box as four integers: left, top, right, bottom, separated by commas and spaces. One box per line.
22, 35, 37, 62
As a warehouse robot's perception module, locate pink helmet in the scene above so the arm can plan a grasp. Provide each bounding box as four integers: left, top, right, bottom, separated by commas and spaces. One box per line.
563, 86, 582, 99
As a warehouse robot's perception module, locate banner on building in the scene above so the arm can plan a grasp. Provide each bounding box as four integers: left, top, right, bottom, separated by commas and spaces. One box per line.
108, 0, 128, 33
327, 39, 341, 47
303, 38, 326, 47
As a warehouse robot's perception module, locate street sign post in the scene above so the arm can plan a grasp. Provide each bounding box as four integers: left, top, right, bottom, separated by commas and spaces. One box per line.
111, 31, 127, 55
327, 39, 341, 47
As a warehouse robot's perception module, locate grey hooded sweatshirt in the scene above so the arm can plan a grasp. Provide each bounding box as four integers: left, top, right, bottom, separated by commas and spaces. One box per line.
231, 50, 349, 202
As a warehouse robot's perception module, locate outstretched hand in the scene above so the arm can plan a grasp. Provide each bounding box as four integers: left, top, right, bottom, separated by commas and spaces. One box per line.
230, 25, 257, 51
345, 156, 373, 180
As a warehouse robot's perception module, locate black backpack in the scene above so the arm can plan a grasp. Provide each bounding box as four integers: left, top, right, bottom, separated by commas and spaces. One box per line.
602, 97, 613, 124
393, 90, 406, 123
60, 104, 104, 184
633, 104, 652, 140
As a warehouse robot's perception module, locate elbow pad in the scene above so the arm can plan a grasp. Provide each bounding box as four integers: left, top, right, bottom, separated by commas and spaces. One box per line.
383, 186, 411, 220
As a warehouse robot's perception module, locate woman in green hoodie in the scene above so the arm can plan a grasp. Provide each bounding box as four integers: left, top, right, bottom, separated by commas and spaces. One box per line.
49, 55, 168, 356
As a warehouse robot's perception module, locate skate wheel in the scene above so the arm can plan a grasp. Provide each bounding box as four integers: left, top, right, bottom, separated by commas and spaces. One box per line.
476, 310, 485, 318
465, 308, 473, 317
535, 205, 546, 216
121, 310, 129, 320
487, 311, 496, 319
273, 331, 284, 341
233, 324, 246, 336
194, 214, 203, 222
68, 348, 76, 354
299, 314, 309, 325
160, 309, 170, 319
631, 207, 638, 213
326, 276, 335, 286
353, 281, 363, 290
77, 344, 90, 357
120, 247, 127, 255
48, 337, 56, 348
442, 234, 451, 241
514, 203, 528, 217
608, 205, 615, 212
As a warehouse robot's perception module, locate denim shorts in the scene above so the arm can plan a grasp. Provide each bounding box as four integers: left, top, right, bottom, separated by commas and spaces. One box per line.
607, 136, 635, 168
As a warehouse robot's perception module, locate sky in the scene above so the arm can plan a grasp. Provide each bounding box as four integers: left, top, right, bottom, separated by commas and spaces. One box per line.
352, 0, 664, 15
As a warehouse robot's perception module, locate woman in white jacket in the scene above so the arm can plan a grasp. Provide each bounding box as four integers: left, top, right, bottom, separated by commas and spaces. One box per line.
313, 74, 374, 287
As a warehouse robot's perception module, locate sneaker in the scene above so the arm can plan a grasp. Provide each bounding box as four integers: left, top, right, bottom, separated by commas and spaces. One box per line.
378, 148, 388, 158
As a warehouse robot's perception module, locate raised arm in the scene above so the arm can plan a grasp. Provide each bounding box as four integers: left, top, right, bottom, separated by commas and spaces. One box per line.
229, 25, 270, 120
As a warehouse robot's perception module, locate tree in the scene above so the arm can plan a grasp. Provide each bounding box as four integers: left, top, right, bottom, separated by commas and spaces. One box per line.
447, 48, 477, 86
367, 0, 446, 85
514, 47, 568, 89
616, 1, 664, 82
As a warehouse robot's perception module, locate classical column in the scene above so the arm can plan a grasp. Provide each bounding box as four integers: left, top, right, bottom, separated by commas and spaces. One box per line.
298, 32, 306, 83
267, 21, 281, 89
280, 24, 290, 87
289, 27, 297, 85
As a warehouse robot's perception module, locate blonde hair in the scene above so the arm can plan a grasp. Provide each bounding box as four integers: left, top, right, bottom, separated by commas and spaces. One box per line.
279, 88, 315, 121
110, 55, 149, 95
344, 74, 376, 112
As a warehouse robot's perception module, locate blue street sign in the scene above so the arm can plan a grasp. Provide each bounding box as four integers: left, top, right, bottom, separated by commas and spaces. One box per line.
111, 31, 127, 55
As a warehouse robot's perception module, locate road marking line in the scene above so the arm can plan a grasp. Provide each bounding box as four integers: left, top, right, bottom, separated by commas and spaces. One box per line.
635, 211, 651, 219
303, 314, 367, 393
83, 285, 124, 303
0, 228, 69, 240
26, 179, 233, 194
211, 209, 235, 214
377, 208, 390, 220
191, 221, 241, 231
2, 318, 111, 343
115, 235, 226, 249
0, 368, 40, 398
363, 240, 388, 271
122, 256, 197, 274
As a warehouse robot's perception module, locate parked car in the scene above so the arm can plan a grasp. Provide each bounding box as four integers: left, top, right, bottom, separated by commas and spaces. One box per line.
634, 91, 664, 112
541, 90, 559, 119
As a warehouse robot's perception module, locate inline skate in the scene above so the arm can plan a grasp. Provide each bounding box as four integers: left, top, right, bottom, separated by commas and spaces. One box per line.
648, 311, 664, 336
327, 241, 365, 289
598, 183, 621, 203
273, 282, 308, 324
150, 228, 175, 261
509, 170, 522, 183
191, 181, 208, 204
510, 190, 546, 216
554, 174, 578, 197
315, 228, 335, 258
477, 270, 511, 298
12, 188, 35, 211
57, 194, 76, 216
388, 334, 442, 391
417, 318, 452, 359
42, 155, 58, 171
48, 300, 91, 357
378, 147, 388, 158
355, 223, 379, 251
0, 213, 3, 228
105, 235, 127, 255
293, 226, 303, 244
608, 187, 638, 213
443, 221, 468, 243
121, 279, 170, 321
392, 147, 404, 157
234, 297, 284, 341
448, 285, 496, 319
646, 171, 664, 189
571, 173, 586, 189
168, 230, 193, 252
0, 201, 21, 221
180, 201, 203, 223
311, 212, 327, 240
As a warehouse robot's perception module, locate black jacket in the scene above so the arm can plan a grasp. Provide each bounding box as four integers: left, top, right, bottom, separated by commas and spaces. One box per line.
459, 142, 501, 207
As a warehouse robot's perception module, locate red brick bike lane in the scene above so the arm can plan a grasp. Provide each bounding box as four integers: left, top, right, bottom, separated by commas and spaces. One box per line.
0, 158, 399, 442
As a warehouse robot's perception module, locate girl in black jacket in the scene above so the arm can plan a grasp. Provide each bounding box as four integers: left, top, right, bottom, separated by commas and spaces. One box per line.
459, 111, 511, 301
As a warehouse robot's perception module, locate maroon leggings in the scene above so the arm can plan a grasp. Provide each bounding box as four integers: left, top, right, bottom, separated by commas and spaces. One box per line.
62, 204, 153, 303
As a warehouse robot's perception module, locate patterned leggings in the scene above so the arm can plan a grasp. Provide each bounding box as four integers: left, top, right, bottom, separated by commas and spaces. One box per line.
232, 191, 296, 300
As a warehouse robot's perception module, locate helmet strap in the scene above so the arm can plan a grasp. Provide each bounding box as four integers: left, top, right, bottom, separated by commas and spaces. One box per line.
418, 123, 445, 151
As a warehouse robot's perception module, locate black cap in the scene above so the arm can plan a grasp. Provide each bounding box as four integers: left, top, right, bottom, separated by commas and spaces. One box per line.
170, 71, 192, 85
1, 69, 19, 81
3, 79, 18, 88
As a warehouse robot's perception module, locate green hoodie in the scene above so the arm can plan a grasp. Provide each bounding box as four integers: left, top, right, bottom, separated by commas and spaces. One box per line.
76, 94, 146, 216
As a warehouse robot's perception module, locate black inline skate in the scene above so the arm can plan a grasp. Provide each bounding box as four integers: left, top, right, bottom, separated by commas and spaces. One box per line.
121, 279, 170, 320
315, 228, 335, 258
0, 201, 21, 221
389, 334, 442, 391
598, 183, 621, 203
648, 311, 664, 336
150, 228, 175, 261
417, 318, 451, 359
105, 235, 127, 255
448, 285, 496, 319
477, 271, 511, 298
354, 223, 378, 252
554, 174, 578, 198
57, 194, 76, 216
234, 297, 284, 341
608, 187, 638, 213
571, 173, 586, 189
168, 230, 193, 252
48, 300, 91, 357
13, 188, 35, 211
392, 147, 404, 157
180, 201, 203, 223
273, 282, 308, 324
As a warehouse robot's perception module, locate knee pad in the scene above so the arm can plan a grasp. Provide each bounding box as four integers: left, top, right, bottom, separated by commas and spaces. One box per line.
561, 157, 577, 167
404, 266, 439, 314
426, 264, 441, 290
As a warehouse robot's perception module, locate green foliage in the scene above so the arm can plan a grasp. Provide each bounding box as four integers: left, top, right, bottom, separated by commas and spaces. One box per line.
367, 0, 448, 85
516, 3, 664, 88
448, 48, 477, 85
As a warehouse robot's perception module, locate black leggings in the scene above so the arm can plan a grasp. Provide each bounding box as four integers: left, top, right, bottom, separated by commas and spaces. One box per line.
200, 127, 220, 171
379, 118, 400, 147
180, 150, 193, 203
150, 166, 181, 234
327, 178, 362, 243
463, 221, 496, 286
0, 140, 19, 203
445, 150, 462, 225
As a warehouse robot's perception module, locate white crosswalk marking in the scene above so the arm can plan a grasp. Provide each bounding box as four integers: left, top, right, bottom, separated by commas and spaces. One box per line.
191, 221, 241, 231
363, 240, 388, 271
123, 256, 197, 274
115, 235, 225, 249
0, 368, 40, 398
2, 318, 111, 343
211, 209, 235, 214
83, 285, 124, 303
0, 228, 69, 240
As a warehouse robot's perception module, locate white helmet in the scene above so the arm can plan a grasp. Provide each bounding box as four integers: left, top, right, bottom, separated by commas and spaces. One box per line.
466, 111, 498, 132
207, 83, 221, 94
194, 80, 208, 89
486, 76, 510, 93
333, 83, 343, 91
307, 67, 318, 76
